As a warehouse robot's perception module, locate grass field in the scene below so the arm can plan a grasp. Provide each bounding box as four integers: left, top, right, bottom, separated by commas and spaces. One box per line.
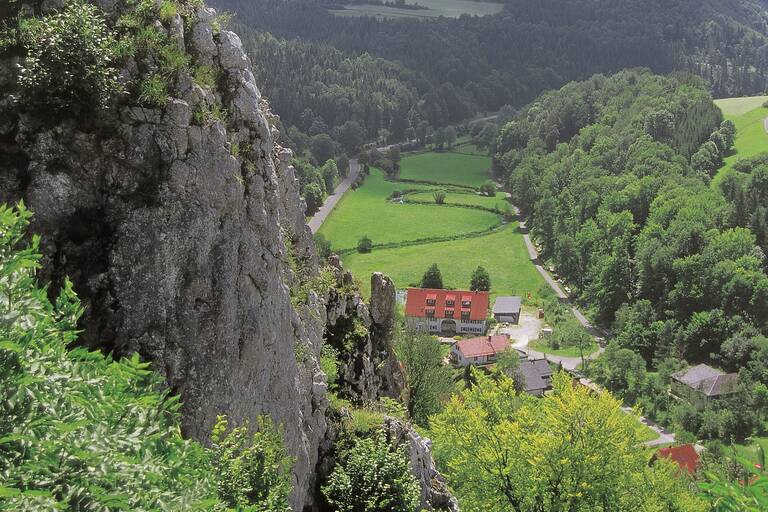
715, 96, 768, 116
317, 170, 499, 250
328, 0, 504, 19
399, 151, 492, 187
320, 147, 543, 299
713, 96, 768, 188
528, 338, 599, 358
341, 222, 544, 298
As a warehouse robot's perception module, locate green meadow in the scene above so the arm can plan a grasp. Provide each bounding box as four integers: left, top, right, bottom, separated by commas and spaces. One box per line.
319, 147, 544, 299
398, 151, 493, 187
342, 222, 544, 298
713, 96, 768, 188
317, 170, 500, 250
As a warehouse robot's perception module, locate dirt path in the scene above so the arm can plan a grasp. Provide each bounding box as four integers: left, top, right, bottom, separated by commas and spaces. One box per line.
308, 159, 359, 234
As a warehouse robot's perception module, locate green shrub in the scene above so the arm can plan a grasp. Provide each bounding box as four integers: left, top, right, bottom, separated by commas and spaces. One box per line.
138, 74, 169, 107
321, 344, 341, 391
210, 415, 294, 511
322, 432, 421, 512
159, 43, 191, 74
15, 0, 122, 112
357, 235, 373, 253
193, 103, 229, 126
194, 64, 219, 89
433, 190, 446, 204
158, 0, 178, 22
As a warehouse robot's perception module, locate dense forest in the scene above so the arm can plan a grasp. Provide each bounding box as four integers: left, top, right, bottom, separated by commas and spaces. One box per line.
214, 0, 768, 120
496, 69, 768, 441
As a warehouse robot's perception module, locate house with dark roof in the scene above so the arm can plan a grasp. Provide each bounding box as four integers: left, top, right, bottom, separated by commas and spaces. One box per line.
492, 296, 522, 324
514, 359, 554, 396
671, 364, 739, 408
405, 288, 489, 335
651, 444, 700, 476
450, 335, 514, 366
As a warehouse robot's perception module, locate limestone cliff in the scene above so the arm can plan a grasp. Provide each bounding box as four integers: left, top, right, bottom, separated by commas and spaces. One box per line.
0, 1, 453, 509
0, 1, 327, 508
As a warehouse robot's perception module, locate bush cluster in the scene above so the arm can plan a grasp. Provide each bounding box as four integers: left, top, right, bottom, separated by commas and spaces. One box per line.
15, 0, 123, 112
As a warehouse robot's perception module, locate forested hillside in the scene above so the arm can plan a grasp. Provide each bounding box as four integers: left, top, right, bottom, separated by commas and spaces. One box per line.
238, 30, 420, 142
214, 0, 768, 126
496, 69, 768, 441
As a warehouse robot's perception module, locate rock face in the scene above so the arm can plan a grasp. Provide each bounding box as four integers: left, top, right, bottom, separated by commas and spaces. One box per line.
324, 265, 403, 402
384, 418, 460, 512
0, 2, 326, 509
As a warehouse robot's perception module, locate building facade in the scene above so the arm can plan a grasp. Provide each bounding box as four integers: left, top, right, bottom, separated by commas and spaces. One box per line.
405, 288, 489, 335
492, 296, 522, 324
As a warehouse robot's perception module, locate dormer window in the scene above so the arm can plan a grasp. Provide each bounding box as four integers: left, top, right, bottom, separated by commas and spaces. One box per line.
445, 309, 454, 318
461, 310, 470, 320
461, 295, 472, 308
426, 293, 437, 306
426, 308, 435, 317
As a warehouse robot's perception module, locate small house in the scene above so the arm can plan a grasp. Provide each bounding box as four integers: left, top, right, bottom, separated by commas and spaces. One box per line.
492, 296, 522, 324
514, 359, 554, 396
671, 364, 739, 409
651, 444, 700, 476
405, 288, 489, 335
451, 335, 511, 366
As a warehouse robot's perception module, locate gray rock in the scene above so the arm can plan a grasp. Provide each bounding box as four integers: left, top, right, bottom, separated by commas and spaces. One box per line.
384, 418, 460, 512
218, 31, 250, 70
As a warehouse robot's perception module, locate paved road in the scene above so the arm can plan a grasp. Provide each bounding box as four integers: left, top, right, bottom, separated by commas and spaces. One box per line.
517, 214, 608, 340
308, 159, 360, 234
513, 208, 673, 447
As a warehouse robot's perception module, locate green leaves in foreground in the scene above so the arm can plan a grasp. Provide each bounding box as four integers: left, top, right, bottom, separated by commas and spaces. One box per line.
0, 202, 293, 511
322, 432, 421, 512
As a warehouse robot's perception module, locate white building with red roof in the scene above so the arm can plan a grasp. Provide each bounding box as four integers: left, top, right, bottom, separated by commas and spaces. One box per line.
405, 288, 489, 335
451, 335, 511, 366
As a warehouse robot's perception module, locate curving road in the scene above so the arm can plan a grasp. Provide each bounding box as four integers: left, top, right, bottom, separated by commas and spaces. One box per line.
308, 159, 359, 234
511, 206, 674, 447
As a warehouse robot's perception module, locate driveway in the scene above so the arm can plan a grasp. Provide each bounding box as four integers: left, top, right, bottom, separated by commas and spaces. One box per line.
308, 158, 360, 233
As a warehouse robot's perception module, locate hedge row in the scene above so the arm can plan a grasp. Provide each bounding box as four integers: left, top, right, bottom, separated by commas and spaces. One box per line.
335, 220, 511, 256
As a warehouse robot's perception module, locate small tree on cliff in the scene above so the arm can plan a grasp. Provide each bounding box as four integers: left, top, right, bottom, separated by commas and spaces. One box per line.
322, 433, 421, 512
421, 263, 443, 289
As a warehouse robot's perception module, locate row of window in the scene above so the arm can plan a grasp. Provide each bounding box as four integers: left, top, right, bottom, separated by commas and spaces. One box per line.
425, 299, 472, 307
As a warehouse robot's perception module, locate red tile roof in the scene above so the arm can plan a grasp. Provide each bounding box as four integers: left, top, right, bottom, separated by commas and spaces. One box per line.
405, 288, 489, 321
455, 335, 510, 358
655, 444, 699, 475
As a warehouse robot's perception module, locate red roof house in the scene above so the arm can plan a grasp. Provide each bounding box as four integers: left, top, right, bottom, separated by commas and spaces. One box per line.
652, 444, 700, 476
405, 288, 489, 335
451, 335, 510, 366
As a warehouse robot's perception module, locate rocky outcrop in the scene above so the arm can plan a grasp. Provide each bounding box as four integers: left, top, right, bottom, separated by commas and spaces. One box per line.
324, 264, 403, 402
0, 3, 326, 509
384, 418, 460, 512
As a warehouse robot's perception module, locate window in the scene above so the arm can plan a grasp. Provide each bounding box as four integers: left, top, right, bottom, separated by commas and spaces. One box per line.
426, 308, 435, 317
461, 311, 470, 320
445, 309, 454, 318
